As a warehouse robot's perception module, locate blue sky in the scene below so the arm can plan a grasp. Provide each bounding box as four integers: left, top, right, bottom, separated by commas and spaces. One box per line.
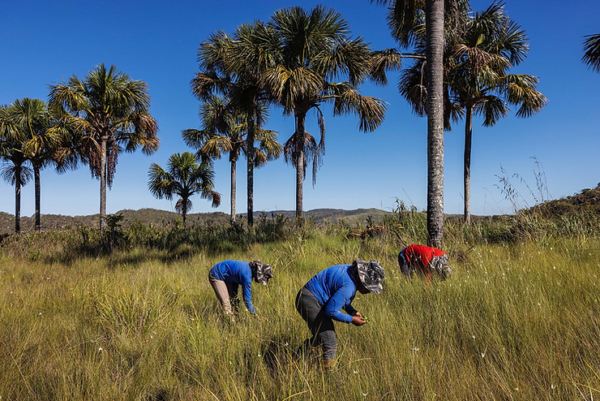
1, 0, 599, 218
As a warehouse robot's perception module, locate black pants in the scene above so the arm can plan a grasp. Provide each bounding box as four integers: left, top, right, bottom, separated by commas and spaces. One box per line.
295, 287, 337, 360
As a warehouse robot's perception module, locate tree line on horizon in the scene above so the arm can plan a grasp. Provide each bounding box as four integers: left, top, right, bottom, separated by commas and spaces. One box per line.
1, 1, 597, 242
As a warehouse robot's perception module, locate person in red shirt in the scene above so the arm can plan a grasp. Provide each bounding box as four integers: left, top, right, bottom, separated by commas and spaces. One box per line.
398, 244, 452, 280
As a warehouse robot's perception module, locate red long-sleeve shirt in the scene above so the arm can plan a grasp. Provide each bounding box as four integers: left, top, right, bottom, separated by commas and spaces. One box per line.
402, 244, 447, 272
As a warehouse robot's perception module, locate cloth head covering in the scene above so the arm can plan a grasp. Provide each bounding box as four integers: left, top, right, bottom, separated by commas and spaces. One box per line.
352, 259, 385, 294
250, 260, 273, 286
430, 254, 452, 279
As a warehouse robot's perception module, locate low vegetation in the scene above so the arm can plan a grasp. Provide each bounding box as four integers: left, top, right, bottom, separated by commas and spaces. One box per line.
0, 198, 599, 400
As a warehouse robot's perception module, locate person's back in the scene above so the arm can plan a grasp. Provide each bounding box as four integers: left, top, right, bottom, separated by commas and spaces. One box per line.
211, 260, 252, 285
305, 265, 356, 304
399, 245, 452, 279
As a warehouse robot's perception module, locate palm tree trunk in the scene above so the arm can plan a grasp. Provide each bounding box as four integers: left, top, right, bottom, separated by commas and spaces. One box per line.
34, 164, 41, 231
425, 0, 445, 249
295, 113, 306, 224
182, 204, 187, 228
100, 137, 107, 230
15, 172, 21, 234
231, 159, 236, 222
247, 115, 255, 227
464, 106, 473, 224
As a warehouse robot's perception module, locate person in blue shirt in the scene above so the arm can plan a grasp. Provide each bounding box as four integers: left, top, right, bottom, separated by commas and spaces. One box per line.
295, 259, 385, 369
209, 260, 273, 316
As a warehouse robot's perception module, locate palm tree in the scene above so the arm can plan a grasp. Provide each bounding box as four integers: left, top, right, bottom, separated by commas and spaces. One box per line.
192, 24, 278, 226
5, 98, 68, 231
400, 2, 547, 223
48, 63, 159, 230
258, 5, 386, 222
183, 95, 282, 222
582, 33, 600, 72
0, 105, 32, 233
370, 0, 467, 247
148, 152, 221, 227
0, 150, 31, 234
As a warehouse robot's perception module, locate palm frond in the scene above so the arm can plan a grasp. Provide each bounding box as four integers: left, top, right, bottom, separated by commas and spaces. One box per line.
262, 66, 324, 113
175, 197, 193, 216
582, 33, 600, 72
368, 48, 403, 86
147, 163, 174, 199
331, 87, 386, 132
202, 136, 234, 159
399, 61, 427, 116
256, 129, 283, 162
0, 154, 32, 186
313, 36, 371, 84
386, 0, 426, 48
474, 95, 509, 126
283, 130, 317, 177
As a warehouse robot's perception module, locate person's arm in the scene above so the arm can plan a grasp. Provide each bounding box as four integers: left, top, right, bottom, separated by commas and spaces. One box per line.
241, 280, 257, 315
343, 303, 357, 316
324, 286, 355, 323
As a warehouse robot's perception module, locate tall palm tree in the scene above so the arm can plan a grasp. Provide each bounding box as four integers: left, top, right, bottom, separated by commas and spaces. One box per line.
0, 105, 32, 233
48, 63, 159, 230
582, 33, 600, 72
5, 98, 67, 231
400, 2, 547, 223
192, 24, 278, 226
370, 0, 466, 247
449, 3, 546, 223
258, 5, 386, 222
183, 95, 282, 222
147, 152, 220, 227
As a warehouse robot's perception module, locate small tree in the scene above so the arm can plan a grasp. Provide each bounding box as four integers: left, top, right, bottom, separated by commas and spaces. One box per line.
148, 152, 220, 227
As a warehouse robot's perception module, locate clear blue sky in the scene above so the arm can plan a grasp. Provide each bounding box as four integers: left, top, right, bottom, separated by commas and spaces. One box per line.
1, 0, 599, 218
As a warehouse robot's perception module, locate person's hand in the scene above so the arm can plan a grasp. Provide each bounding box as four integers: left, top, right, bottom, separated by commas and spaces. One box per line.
353, 311, 363, 318
351, 314, 367, 326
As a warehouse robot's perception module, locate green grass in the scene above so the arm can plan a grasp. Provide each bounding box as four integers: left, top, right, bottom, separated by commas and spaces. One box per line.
1, 227, 600, 400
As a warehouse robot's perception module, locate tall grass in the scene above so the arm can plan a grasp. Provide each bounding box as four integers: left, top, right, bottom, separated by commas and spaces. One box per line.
1, 217, 599, 400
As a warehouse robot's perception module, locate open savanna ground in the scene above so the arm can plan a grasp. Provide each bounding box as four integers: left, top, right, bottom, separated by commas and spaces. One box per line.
0, 213, 599, 400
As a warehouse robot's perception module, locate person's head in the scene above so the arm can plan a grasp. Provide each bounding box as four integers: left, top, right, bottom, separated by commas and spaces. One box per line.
439, 263, 452, 280
352, 259, 385, 294
250, 260, 273, 285
431, 255, 452, 280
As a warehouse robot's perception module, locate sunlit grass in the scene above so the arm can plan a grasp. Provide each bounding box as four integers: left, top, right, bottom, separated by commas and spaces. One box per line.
1, 232, 599, 399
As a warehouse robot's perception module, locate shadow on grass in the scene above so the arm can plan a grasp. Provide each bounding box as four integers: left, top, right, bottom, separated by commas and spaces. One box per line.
144, 387, 171, 401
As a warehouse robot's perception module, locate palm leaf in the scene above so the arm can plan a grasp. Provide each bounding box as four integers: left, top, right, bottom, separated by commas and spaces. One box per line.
582, 33, 600, 72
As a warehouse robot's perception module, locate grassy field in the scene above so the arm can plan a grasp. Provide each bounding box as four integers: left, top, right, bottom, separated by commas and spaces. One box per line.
1, 221, 599, 400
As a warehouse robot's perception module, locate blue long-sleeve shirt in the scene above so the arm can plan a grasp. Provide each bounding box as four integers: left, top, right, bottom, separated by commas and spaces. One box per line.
210, 260, 256, 314
304, 264, 358, 323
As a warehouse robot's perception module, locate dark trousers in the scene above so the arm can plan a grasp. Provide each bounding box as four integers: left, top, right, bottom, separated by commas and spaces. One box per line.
295, 287, 337, 360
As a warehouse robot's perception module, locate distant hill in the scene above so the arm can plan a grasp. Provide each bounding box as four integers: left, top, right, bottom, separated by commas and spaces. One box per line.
4, 182, 598, 235
527, 183, 600, 217
0, 207, 391, 234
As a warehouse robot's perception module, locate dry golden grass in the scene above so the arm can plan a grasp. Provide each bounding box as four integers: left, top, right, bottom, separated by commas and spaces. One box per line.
1, 231, 599, 400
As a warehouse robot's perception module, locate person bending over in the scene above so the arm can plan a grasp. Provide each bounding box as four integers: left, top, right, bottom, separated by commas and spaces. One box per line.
398, 244, 452, 281
295, 259, 385, 370
208, 260, 273, 316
